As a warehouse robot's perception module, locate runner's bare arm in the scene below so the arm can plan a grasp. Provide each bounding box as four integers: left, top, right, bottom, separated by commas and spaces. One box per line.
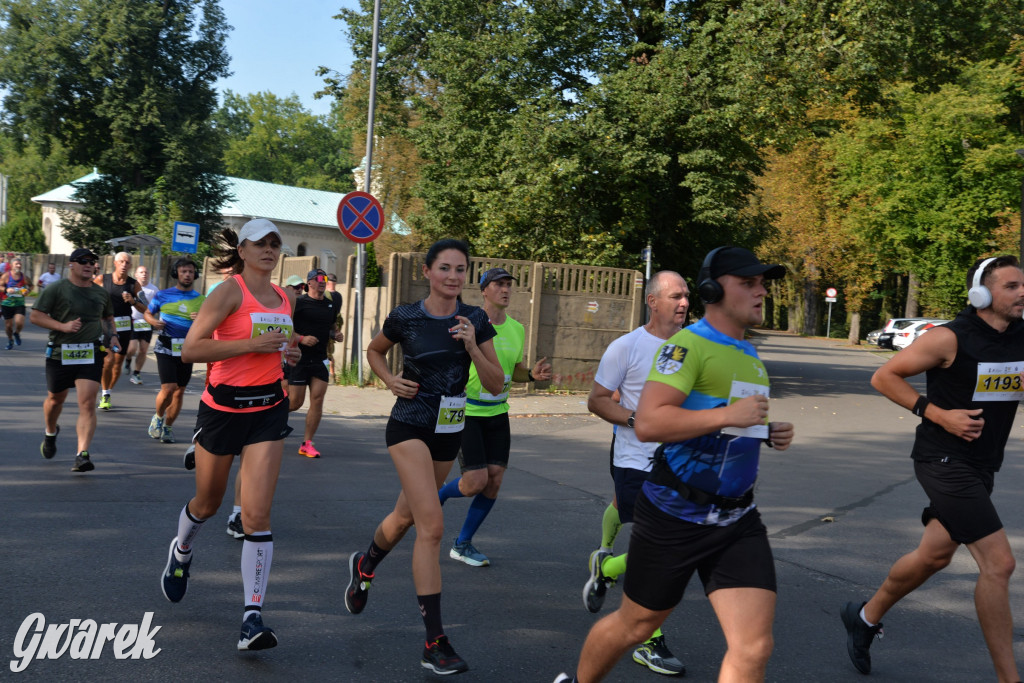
367, 331, 418, 398
635, 380, 769, 443
588, 381, 633, 426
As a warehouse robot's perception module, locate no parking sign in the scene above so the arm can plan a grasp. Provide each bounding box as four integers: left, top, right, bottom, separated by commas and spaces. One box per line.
337, 191, 384, 244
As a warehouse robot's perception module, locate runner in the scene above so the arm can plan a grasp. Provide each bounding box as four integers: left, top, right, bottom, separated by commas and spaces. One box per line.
438, 267, 551, 566
1, 257, 30, 349
30, 247, 119, 472
144, 258, 203, 444
581, 270, 689, 676
287, 268, 343, 458
125, 264, 159, 385
94, 252, 145, 410
160, 218, 300, 651
344, 238, 503, 675
325, 273, 342, 383
840, 255, 1024, 682
555, 246, 794, 682
37, 262, 61, 291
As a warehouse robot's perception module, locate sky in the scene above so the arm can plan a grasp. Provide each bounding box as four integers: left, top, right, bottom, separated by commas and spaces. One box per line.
215, 0, 363, 117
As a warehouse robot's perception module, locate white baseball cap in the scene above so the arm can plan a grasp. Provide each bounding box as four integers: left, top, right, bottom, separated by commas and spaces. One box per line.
238, 218, 281, 244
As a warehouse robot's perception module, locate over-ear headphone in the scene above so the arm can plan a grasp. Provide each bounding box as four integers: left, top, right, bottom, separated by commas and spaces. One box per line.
968, 257, 998, 309
171, 258, 195, 281
698, 246, 730, 304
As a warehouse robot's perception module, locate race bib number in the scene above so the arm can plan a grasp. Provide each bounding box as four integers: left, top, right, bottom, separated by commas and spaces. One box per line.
61, 343, 95, 366
114, 316, 131, 332
435, 395, 467, 433
250, 312, 294, 350
171, 338, 185, 357
973, 361, 1024, 401
721, 380, 769, 439
133, 319, 152, 332
479, 374, 512, 402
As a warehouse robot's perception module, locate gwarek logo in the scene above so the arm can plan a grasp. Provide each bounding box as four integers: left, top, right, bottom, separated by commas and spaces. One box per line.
10, 612, 161, 673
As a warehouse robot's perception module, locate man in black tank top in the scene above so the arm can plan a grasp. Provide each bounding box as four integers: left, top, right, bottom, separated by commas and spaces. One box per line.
840, 255, 1024, 682
93, 252, 145, 411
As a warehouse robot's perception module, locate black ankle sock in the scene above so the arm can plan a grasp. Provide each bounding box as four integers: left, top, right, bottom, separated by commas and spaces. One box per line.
362, 540, 389, 575
418, 592, 443, 643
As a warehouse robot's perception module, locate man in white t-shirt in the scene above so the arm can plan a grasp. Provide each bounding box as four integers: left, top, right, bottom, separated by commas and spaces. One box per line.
583, 270, 690, 676
37, 263, 61, 290
124, 265, 160, 384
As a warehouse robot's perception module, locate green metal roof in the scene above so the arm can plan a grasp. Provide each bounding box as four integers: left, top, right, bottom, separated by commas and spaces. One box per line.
33, 173, 347, 229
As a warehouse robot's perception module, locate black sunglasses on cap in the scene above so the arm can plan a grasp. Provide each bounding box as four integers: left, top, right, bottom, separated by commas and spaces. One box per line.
72, 258, 98, 265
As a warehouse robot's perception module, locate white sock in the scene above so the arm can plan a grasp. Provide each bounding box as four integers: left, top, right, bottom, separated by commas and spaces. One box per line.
242, 531, 273, 614
859, 606, 877, 627
102, 390, 111, 397
175, 504, 206, 561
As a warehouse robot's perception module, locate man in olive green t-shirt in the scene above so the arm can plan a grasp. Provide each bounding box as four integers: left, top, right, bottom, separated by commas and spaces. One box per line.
437, 267, 552, 567
30, 247, 117, 473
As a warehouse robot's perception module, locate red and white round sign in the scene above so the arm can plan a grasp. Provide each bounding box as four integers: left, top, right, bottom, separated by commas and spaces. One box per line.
825, 287, 838, 298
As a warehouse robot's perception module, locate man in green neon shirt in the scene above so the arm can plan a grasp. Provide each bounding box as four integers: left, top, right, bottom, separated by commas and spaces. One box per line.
438, 267, 552, 566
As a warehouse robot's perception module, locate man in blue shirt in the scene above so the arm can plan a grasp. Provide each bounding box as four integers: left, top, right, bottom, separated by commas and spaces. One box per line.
144, 258, 204, 444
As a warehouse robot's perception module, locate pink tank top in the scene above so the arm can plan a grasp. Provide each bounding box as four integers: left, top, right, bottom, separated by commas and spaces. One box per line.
201, 274, 293, 413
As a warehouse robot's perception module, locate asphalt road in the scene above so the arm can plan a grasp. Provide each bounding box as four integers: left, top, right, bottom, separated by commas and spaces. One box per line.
1, 326, 1022, 681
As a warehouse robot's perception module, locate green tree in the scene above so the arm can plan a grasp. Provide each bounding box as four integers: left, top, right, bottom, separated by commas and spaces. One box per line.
216, 91, 355, 192
0, 0, 231, 253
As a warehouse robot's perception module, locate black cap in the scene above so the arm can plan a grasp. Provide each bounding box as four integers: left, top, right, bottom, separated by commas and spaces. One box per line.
706, 247, 785, 280
307, 268, 327, 281
69, 248, 98, 262
479, 267, 518, 290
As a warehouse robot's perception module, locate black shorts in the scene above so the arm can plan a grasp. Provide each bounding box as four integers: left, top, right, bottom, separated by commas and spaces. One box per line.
2, 304, 25, 319
289, 357, 330, 385
612, 465, 648, 524
111, 330, 131, 355
156, 352, 194, 387
192, 399, 291, 456
458, 413, 511, 470
45, 353, 105, 394
131, 328, 153, 343
623, 492, 776, 612
914, 459, 1001, 544
385, 417, 462, 462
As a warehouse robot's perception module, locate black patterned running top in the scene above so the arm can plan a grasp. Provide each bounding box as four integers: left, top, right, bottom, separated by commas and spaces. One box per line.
381, 300, 496, 428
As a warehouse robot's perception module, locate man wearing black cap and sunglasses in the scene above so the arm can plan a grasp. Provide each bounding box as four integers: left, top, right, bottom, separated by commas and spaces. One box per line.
555, 246, 794, 683
287, 268, 343, 458
30, 248, 119, 472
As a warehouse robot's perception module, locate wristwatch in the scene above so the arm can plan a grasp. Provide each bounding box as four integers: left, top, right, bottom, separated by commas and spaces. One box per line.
627, 411, 635, 428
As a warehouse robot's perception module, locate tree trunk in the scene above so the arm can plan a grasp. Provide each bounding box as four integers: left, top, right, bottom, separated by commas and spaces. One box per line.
802, 277, 818, 335
904, 271, 920, 317
848, 311, 861, 345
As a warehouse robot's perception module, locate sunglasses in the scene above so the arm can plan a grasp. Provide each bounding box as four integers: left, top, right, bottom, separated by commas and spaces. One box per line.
311, 275, 326, 283
72, 258, 98, 266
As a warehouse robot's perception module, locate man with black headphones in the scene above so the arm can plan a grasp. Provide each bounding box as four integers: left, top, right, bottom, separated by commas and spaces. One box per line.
555, 246, 794, 683
840, 255, 1024, 682
143, 258, 204, 444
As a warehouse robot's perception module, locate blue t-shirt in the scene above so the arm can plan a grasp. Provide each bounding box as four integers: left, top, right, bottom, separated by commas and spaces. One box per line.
148, 287, 204, 340
643, 318, 770, 526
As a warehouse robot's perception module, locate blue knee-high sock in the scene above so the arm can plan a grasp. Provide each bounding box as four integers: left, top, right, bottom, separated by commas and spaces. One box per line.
438, 477, 464, 505
457, 494, 496, 545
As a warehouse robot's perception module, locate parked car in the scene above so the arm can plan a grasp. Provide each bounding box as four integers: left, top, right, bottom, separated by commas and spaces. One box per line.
866, 328, 883, 345
891, 319, 949, 350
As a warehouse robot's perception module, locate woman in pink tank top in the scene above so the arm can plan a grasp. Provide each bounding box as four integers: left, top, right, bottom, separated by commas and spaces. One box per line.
159, 218, 300, 652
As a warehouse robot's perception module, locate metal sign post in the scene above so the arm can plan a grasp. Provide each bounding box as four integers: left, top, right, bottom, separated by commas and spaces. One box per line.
825, 287, 838, 337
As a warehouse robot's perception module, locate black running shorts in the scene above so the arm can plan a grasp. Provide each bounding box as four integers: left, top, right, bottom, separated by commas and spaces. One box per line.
458, 413, 511, 471
385, 417, 462, 462
131, 329, 153, 343
288, 357, 330, 386
612, 465, 648, 524
623, 492, 777, 612
111, 330, 131, 356
192, 399, 291, 456
915, 459, 1002, 544
45, 353, 104, 394
156, 352, 194, 387
2, 304, 25, 319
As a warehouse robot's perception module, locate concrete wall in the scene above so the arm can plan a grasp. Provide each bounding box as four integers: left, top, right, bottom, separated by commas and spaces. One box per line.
334, 252, 644, 391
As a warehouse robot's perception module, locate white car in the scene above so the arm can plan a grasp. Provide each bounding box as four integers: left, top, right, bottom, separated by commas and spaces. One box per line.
891, 319, 948, 350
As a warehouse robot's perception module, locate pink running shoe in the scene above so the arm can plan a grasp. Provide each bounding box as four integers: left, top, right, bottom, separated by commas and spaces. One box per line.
298, 440, 321, 458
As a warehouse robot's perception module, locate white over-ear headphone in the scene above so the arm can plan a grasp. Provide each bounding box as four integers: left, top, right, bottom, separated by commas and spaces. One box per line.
968, 257, 998, 309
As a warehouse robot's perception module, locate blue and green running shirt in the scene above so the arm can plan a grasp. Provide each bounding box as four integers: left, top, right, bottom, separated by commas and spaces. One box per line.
644, 318, 771, 526
466, 315, 526, 417
148, 287, 204, 343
